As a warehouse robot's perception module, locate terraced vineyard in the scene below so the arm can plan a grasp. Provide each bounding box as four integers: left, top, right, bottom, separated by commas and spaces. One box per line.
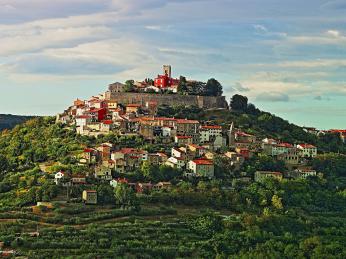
1, 219, 211, 258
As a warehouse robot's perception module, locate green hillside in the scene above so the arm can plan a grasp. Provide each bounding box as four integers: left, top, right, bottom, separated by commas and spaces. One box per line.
0, 108, 345, 258
0, 114, 35, 131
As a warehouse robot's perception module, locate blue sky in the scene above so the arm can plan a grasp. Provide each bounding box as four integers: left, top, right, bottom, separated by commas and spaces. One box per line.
0, 0, 345, 129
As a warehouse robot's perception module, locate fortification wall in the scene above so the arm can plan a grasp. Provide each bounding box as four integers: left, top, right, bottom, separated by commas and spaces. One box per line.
105, 92, 228, 109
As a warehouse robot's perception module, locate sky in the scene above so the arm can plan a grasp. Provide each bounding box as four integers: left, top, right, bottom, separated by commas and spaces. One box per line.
0, 0, 345, 129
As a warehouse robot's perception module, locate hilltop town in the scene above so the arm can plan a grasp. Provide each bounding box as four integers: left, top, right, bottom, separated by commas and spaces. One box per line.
53, 65, 336, 204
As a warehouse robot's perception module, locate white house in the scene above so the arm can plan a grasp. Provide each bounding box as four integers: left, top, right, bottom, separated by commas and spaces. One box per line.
171, 147, 186, 159
200, 125, 222, 143
54, 171, 70, 186
293, 168, 317, 179
296, 144, 317, 158
76, 115, 91, 128
162, 126, 173, 137
187, 159, 214, 178
165, 157, 185, 169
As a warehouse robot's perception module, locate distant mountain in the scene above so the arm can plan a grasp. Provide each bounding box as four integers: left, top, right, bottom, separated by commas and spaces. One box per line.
0, 114, 36, 131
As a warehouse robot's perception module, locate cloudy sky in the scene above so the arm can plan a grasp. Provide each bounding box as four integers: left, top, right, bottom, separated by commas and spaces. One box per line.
0, 0, 345, 129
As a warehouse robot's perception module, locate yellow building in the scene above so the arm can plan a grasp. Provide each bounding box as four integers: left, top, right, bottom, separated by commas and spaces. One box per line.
126, 104, 141, 114
82, 190, 98, 204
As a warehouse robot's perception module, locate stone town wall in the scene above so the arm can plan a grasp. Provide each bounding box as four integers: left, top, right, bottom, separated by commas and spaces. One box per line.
105, 92, 228, 109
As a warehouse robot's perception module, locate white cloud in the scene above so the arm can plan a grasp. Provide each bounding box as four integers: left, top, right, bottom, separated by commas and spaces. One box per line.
0, 25, 113, 56
277, 59, 346, 68
253, 24, 268, 33
1, 4, 16, 12
327, 29, 341, 37
256, 92, 290, 102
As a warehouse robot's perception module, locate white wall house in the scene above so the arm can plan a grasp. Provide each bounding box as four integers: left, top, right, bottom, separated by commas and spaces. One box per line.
296, 144, 317, 158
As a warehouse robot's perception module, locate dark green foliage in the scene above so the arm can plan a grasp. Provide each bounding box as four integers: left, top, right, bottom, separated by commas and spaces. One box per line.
114, 183, 140, 209
140, 162, 182, 182
312, 154, 346, 178
188, 211, 223, 237
124, 79, 135, 92
0, 117, 85, 172
205, 78, 223, 96
177, 75, 188, 94
157, 105, 205, 120
0, 114, 35, 131
230, 94, 248, 111
243, 154, 287, 175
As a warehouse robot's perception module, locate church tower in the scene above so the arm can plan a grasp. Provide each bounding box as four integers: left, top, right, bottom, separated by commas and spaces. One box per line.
163, 65, 172, 77
228, 122, 235, 147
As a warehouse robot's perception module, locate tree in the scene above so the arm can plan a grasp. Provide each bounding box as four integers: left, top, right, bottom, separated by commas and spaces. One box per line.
97, 185, 115, 204
0, 154, 9, 173
214, 155, 236, 179
189, 211, 223, 237
177, 76, 188, 94
271, 195, 283, 210
141, 162, 162, 182
206, 78, 223, 96
124, 80, 135, 92
246, 103, 260, 115
230, 94, 248, 111
114, 183, 139, 209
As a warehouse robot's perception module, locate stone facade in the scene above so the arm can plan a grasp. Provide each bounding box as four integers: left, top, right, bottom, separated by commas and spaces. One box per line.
104, 92, 228, 109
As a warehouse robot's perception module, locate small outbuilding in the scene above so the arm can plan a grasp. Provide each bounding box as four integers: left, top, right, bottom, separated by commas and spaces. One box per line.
82, 190, 98, 205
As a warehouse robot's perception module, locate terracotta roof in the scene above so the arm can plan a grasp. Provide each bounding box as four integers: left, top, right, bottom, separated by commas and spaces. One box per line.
102, 120, 113, 125
236, 131, 253, 137
298, 144, 316, 149
277, 143, 293, 148
89, 108, 106, 112
192, 159, 213, 165
176, 119, 199, 124
329, 129, 346, 133
127, 104, 141, 108
140, 117, 156, 121
176, 136, 192, 139
120, 148, 146, 155
201, 125, 222, 130
156, 117, 176, 121
188, 144, 205, 149
114, 178, 128, 183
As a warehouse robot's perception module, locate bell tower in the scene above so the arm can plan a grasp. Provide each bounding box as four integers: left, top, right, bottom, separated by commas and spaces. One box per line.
163, 65, 172, 77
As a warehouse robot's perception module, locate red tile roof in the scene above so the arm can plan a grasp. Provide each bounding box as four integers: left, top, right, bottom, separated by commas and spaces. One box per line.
201, 125, 222, 130
192, 159, 213, 165
127, 104, 141, 108
176, 136, 192, 139
176, 119, 199, 124
188, 144, 205, 149
236, 131, 253, 137
156, 117, 176, 121
298, 144, 316, 149
102, 120, 113, 125
277, 143, 293, 148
